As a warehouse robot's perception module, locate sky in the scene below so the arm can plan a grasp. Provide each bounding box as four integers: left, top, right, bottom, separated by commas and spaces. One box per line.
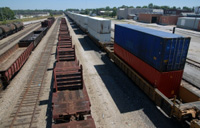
0, 0, 199, 10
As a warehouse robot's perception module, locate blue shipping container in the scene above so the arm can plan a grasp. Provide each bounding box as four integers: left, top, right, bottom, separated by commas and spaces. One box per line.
114, 24, 191, 72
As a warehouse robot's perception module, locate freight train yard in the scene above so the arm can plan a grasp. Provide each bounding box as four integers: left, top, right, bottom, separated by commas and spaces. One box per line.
0, 13, 199, 128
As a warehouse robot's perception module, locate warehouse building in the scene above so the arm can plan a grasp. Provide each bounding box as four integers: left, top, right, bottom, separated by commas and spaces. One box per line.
138, 14, 180, 25
138, 14, 162, 23
117, 8, 163, 19
164, 9, 193, 15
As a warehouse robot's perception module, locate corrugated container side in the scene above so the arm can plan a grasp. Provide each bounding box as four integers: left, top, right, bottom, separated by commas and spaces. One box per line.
114, 43, 183, 98
88, 27, 110, 43
177, 17, 200, 30
88, 17, 111, 34
114, 24, 190, 72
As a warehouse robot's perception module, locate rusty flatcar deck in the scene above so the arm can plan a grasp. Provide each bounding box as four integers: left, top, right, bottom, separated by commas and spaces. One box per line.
57, 47, 75, 61
52, 100, 91, 121
52, 85, 90, 104
54, 62, 82, 91
52, 117, 96, 128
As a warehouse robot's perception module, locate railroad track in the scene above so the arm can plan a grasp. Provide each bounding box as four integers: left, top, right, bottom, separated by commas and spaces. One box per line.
0, 23, 40, 50
3, 19, 59, 128
186, 58, 200, 69
182, 58, 200, 90
175, 29, 200, 38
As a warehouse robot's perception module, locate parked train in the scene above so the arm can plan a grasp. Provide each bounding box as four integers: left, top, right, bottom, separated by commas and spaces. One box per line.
66, 13, 200, 128
41, 17, 55, 28
52, 18, 96, 128
0, 17, 55, 90
0, 22, 24, 39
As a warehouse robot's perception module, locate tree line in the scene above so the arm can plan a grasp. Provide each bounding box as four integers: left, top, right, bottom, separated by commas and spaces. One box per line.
122, 3, 194, 11
0, 7, 63, 21
0, 7, 15, 21
14, 9, 63, 15
65, 3, 194, 17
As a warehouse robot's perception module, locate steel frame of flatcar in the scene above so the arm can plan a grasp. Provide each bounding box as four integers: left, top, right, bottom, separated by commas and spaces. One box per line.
52, 17, 96, 128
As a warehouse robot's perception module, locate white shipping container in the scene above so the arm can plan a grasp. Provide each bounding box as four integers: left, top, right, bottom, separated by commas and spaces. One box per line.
88, 17, 111, 34
177, 17, 200, 30
79, 15, 89, 30
88, 27, 111, 43
79, 15, 88, 25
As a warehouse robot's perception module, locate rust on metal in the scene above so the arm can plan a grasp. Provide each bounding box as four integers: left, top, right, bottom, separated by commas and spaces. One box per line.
52, 117, 96, 128
54, 62, 82, 91
56, 46, 76, 61
52, 85, 90, 105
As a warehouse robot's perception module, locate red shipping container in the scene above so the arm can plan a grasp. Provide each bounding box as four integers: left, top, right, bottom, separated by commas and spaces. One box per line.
114, 43, 183, 98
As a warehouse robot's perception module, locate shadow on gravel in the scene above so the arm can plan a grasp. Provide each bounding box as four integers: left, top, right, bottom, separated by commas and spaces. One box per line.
42, 62, 56, 128
67, 18, 181, 128
78, 37, 100, 52
74, 29, 84, 35
94, 53, 181, 128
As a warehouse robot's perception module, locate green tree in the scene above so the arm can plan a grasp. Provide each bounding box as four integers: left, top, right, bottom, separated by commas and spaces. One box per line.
120, 5, 128, 8
0, 7, 15, 21
111, 7, 117, 17
153, 5, 160, 9
105, 6, 110, 11
142, 6, 148, 8
172, 6, 176, 9
148, 3, 153, 9
84, 9, 89, 15
136, 6, 141, 8
160, 6, 170, 10
182, 6, 192, 11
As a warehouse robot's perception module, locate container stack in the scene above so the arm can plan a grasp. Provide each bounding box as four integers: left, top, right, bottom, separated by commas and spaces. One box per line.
79, 15, 89, 31
66, 12, 111, 43
114, 24, 191, 98
87, 17, 111, 43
